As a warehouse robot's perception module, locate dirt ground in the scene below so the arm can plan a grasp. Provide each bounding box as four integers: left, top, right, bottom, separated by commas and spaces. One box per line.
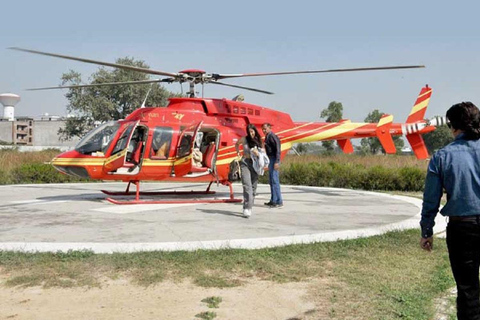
0, 279, 329, 320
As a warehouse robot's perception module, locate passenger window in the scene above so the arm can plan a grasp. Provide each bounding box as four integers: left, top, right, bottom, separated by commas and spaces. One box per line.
150, 126, 173, 159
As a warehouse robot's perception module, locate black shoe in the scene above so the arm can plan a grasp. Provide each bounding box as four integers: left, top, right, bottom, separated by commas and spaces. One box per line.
264, 201, 274, 206
269, 203, 284, 208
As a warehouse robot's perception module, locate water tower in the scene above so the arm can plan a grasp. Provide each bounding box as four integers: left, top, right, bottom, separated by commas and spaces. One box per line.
0, 93, 21, 121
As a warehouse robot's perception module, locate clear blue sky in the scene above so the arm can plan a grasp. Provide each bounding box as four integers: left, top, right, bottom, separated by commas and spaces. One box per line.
1, 0, 479, 124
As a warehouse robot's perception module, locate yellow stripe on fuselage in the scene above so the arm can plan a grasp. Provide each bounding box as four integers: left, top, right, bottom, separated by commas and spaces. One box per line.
286, 122, 365, 144
52, 158, 105, 166
104, 149, 127, 166
216, 156, 241, 166
218, 122, 315, 153
275, 122, 314, 135
142, 159, 175, 166
217, 123, 366, 164
174, 154, 192, 166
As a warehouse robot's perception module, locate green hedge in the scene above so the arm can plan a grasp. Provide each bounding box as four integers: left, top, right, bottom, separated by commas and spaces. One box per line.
3, 160, 426, 191
1, 163, 88, 185
260, 162, 426, 192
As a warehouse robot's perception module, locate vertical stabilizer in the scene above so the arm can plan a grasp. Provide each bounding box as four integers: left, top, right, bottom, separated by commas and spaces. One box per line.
406, 85, 432, 123
405, 85, 433, 159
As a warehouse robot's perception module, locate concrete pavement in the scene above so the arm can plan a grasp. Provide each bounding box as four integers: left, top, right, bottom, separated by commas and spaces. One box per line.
0, 182, 446, 253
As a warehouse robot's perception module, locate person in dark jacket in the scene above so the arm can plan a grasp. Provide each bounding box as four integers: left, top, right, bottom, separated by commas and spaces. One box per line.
420, 102, 480, 320
261, 123, 283, 208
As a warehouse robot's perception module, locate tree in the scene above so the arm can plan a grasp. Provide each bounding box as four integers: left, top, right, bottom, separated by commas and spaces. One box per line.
422, 123, 454, 154
360, 109, 404, 154
294, 143, 308, 155
59, 57, 179, 140
320, 101, 343, 152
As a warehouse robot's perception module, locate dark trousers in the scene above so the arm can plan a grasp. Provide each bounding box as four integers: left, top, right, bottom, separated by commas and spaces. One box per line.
447, 220, 480, 320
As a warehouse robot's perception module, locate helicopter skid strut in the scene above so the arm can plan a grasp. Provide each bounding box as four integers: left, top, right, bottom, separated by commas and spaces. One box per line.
102, 180, 242, 205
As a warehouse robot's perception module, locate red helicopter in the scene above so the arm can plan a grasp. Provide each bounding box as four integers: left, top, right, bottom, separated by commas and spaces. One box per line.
10, 48, 444, 204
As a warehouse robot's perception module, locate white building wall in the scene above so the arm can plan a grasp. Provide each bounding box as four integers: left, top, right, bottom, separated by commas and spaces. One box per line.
33, 120, 80, 147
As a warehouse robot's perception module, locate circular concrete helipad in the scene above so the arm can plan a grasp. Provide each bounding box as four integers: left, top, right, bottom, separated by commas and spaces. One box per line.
0, 182, 440, 253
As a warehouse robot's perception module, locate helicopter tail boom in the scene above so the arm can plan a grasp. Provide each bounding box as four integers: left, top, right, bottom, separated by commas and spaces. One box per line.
285, 85, 439, 159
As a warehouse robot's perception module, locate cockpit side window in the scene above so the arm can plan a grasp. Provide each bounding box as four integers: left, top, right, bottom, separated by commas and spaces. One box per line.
75, 121, 120, 155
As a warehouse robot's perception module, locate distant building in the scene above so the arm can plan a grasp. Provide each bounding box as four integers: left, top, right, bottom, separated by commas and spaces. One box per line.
0, 116, 80, 151
401, 146, 413, 155
0, 92, 80, 151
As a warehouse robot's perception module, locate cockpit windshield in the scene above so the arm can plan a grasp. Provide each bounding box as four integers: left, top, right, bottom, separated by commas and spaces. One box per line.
75, 121, 121, 155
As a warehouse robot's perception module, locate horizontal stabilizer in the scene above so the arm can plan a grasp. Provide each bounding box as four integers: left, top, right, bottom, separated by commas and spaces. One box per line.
376, 114, 396, 154
406, 133, 429, 159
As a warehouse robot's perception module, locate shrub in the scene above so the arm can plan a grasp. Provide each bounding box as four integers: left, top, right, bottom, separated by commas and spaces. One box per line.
278, 160, 426, 192
10, 163, 86, 184
361, 166, 400, 191
398, 167, 426, 191
0, 169, 12, 184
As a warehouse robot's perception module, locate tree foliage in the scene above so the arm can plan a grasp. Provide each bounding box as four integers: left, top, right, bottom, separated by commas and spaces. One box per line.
360, 109, 404, 154
295, 143, 308, 155
293, 142, 324, 155
320, 101, 343, 152
423, 123, 454, 154
59, 57, 180, 140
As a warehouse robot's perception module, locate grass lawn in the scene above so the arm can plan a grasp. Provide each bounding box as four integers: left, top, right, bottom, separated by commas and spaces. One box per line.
0, 229, 454, 320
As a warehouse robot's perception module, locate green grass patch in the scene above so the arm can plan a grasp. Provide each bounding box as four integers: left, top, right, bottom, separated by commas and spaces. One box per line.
195, 311, 217, 320
194, 274, 242, 288
201, 296, 223, 308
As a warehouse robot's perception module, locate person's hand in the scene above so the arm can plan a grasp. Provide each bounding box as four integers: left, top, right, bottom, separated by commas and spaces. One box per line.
420, 237, 433, 251
274, 163, 280, 170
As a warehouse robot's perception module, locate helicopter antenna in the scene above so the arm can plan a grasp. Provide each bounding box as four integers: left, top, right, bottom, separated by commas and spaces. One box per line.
140, 84, 153, 108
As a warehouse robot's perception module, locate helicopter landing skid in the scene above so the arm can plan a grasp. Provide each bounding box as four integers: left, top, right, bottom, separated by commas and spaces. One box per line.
100, 190, 216, 196
102, 180, 242, 205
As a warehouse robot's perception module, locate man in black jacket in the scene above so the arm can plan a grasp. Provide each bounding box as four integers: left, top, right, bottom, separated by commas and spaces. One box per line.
262, 123, 283, 208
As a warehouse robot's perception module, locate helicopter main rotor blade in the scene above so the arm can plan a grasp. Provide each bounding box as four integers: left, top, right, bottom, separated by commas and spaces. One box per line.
26, 78, 174, 91
9, 47, 179, 78
211, 81, 274, 95
213, 65, 425, 80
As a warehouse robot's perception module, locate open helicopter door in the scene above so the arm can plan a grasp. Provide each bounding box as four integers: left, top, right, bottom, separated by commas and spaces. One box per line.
103, 121, 144, 174
174, 121, 203, 177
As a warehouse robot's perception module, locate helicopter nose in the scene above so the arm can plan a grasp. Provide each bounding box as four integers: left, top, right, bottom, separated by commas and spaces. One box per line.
51, 150, 100, 179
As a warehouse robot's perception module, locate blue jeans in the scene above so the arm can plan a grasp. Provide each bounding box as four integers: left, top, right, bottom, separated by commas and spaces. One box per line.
268, 156, 283, 205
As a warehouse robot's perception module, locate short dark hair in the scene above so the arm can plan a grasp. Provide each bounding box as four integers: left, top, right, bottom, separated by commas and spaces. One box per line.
262, 123, 271, 128
446, 101, 480, 140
